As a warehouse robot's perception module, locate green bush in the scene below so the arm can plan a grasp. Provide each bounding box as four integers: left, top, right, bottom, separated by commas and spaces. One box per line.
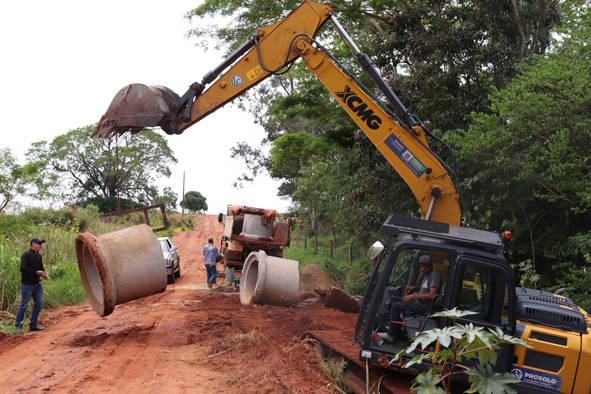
167, 212, 195, 231
21, 206, 77, 227
155, 229, 174, 238
21, 207, 51, 225
0, 235, 24, 314
0, 214, 32, 239
76, 205, 98, 232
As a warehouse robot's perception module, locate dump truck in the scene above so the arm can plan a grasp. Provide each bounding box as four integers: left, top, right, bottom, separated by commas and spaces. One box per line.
219, 204, 292, 270
92, 1, 591, 392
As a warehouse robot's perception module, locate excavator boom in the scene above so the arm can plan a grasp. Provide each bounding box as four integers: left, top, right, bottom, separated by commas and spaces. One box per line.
93, 0, 461, 225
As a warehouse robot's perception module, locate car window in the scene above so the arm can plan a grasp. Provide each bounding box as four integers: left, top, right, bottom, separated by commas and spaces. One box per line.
159, 240, 169, 252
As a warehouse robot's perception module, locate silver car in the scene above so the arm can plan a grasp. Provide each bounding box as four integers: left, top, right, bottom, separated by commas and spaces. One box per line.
158, 237, 181, 284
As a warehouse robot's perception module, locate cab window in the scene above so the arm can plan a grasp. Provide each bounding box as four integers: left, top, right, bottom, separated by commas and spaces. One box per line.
454, 263, 509, 325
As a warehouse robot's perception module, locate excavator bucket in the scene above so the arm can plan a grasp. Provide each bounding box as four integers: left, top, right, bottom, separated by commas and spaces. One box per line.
92, 84, 181, 137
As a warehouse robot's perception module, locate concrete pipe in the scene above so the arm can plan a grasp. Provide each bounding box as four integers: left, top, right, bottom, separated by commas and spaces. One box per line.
240, 250, 299, 307
75, 224, 167, 317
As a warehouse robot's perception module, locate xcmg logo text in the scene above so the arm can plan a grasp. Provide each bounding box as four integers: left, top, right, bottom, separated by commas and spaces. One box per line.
336, 86, 382, 130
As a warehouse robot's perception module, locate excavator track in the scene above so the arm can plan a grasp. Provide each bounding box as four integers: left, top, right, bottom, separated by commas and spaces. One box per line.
302, 330, 413, 394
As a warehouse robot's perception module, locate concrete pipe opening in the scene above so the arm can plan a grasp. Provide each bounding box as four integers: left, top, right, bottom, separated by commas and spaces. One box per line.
240, 250, 299, 307
75, 224, 167, 317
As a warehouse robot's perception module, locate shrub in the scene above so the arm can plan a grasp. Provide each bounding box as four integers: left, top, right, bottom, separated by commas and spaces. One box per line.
0, 214, 32, 239
394, 309, 529, 394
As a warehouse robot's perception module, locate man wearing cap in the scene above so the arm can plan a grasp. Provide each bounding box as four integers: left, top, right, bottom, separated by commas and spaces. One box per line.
378, 254, 442, 342
15, 237, 50, 332
203, 237, 218, 288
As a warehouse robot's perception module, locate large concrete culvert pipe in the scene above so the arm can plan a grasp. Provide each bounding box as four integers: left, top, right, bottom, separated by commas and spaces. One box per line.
239, 250, 299, 307
75, 224, 167, 317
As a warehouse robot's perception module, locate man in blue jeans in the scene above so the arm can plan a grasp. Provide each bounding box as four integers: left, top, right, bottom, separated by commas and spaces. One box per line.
203, 237, 219, 288
378, 255, 442, 342
15, 237, 50, 333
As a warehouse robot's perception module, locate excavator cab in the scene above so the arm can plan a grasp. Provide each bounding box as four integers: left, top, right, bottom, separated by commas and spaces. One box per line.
354, 216, 517, 378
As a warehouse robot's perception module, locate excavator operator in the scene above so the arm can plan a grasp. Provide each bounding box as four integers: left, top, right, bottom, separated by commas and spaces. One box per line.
378, 255, 442, 342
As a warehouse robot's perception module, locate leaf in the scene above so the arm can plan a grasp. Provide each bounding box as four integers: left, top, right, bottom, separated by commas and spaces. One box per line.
465, 364, 520, 394
431, 308, 478, 320
402, 353, 433, 369
411, 326, 464, 350
488, 327, 531, 348
411, 370, 447, 394
456, 323, 491, 347
476, 348, 498, 367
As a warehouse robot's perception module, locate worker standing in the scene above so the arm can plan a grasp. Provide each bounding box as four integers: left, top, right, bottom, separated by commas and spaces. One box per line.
203, 237, 218, 288
15, 237, 50, 332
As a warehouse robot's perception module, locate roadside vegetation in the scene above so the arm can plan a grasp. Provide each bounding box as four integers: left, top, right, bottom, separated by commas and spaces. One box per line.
0, 206, 194, 333
284, 226, 374, 297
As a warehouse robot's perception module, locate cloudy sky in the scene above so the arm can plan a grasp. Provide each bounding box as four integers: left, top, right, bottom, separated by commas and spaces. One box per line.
0, 1, 290, 215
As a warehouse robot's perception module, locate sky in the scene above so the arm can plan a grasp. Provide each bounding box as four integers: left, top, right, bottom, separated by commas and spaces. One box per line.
0, 1, 291, 215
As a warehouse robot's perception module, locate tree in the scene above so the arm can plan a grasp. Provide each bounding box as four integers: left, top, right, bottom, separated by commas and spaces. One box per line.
152, 187, 179, 213
0, 148, 59, 213
185, 0, 562, 240
446, 4, 591, 287
26, 125, 178, 211
182, 191, 208, 212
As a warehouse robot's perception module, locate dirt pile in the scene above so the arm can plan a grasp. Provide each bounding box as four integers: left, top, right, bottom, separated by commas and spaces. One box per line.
298, 263, 341, 296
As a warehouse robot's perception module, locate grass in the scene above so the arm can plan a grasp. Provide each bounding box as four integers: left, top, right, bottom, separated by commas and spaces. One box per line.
0, 206, 198, 333
315, 350, 349, 394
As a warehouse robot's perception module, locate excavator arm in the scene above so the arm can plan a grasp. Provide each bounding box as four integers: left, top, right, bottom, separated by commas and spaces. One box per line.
93, 0, 461, 226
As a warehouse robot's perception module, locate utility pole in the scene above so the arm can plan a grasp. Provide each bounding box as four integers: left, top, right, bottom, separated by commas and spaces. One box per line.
182, 171, 185, 216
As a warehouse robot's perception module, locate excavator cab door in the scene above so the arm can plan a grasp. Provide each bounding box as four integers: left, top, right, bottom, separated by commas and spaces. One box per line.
354, 241, 453, 346
445, 257, 517, 375
353, 237, 395, 344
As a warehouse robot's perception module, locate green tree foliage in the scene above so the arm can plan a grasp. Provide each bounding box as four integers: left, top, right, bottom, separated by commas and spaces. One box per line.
152, 186, 179, 212
182, 191, 208, 212
447, 7, 591, 286
26, 125, 178, 211
184, 0, 561, 242
371, 0, 560, 133
0, 147, 59, 213
76, 196, 145, 214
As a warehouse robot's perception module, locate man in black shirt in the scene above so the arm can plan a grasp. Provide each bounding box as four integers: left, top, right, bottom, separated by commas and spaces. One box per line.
15, 237, 50, 332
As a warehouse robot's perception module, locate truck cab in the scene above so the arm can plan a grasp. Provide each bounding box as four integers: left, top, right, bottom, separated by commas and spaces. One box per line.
219, 204, 292, 269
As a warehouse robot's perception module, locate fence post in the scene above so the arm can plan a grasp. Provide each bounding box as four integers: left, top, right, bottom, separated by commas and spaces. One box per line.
314, 233, 318, 255
304, 235, 307, 250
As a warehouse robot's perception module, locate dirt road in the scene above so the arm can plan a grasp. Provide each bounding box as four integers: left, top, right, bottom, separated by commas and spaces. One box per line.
0, 215, 378, 393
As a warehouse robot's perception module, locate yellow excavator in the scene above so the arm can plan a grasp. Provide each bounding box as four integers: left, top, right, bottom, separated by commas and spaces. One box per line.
93, 1, 591, 393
